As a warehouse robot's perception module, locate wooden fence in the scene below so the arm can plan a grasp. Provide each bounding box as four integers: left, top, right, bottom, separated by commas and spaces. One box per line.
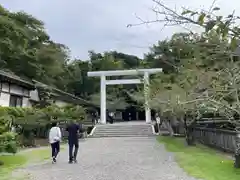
193, 127, 236, 153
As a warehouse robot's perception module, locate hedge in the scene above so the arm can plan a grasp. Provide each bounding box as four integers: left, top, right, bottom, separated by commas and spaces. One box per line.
0, 104, 86, 152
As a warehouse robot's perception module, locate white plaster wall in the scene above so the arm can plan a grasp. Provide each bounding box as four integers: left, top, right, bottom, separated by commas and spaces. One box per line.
10, 84, 23, 95
2, 83, 9, 92
0, 92, 10, 106
0, 83, 32, 107
1, 84, 74, 108
29, 89, 40, 102
29, 90, 72, 108
22, 97, 30, 107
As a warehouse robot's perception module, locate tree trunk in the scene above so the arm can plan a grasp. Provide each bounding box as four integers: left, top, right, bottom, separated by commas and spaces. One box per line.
178, 114, 185, 135
184, 114, 195, 146
234, 126, 240, 168
166, 118, 174, 136
171, 116, 178, 134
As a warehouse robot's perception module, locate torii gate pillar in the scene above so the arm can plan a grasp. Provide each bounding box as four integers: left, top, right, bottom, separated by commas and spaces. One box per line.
144, 72, 151, 124
88, 68, 162, 124
100, 75, 106, 124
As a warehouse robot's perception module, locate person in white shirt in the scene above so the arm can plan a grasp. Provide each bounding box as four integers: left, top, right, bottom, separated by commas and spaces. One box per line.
155, 113, 161, 135
49, 122, 62, 163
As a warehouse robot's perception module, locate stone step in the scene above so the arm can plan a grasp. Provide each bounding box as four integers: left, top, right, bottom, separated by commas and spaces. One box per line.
95, 126, 151, 129
90, 134, 155, 138
93, 134, 153, 137
94, 130, 152, 134
97, 129, 151, 131
94, 128, 151, 131
94, 127, 152, 130
91, 123, 154, 138
94, 129, 152, 132
94, 132, 153, 135
95, 128, 151, 131
94, 132, 152, 135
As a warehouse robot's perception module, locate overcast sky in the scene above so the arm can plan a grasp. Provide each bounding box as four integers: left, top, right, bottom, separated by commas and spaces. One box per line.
1, 0, 239, 59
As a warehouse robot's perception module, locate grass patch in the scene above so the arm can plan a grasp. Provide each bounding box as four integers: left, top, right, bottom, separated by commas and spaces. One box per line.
0, 145, 65, 179
24, 148, 50, 163
157, 136, 240, 180
0, 155, 27, 174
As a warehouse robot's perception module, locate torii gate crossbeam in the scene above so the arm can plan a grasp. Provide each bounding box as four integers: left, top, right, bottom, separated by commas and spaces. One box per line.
87, 68, 162, 124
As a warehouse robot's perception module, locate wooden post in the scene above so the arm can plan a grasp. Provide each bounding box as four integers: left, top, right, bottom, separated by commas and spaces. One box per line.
235, 125, 240, 168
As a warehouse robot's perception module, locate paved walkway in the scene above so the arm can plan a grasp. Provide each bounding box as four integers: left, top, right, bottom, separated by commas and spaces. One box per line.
23, 137, 196, 180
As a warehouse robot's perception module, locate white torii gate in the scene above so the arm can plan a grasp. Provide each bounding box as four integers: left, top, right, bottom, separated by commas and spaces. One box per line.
87, 68, 162, 124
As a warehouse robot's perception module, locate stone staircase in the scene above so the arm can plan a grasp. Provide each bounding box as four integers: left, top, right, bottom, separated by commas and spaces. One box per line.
90, 122, 155, 138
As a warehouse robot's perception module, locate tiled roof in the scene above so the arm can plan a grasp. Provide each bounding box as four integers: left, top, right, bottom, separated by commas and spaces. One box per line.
0, 70, 97, 108
33, 80, 98, 108
0, 70, 35, 89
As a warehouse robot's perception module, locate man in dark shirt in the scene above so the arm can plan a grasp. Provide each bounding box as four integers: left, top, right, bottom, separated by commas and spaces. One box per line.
66, 120, 81, 163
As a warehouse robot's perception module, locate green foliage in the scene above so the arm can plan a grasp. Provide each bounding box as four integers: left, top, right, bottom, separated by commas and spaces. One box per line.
0, 105, 86, 126
90, 93, 129, 111
0, 107, 17, 154
0, 105, 86, 148
64, 50, 144, 101
2, 0, 240, 126
0, 132, 17, 154
0, 5, 69, 85
62, 105, 86, 121
0, 4, 149, 111
158, 136, 240, 180
131, 29, 237, 126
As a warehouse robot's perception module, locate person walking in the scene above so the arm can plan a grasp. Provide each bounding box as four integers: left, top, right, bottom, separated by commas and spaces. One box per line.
109, 111, 114, 124
66, 120, 82, 164
155, 113, 161, 135
49, 122, 62, 164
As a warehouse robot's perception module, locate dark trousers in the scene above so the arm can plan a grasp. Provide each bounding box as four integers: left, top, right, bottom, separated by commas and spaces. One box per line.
51, 141, 60, 158
68, 140, 79, 161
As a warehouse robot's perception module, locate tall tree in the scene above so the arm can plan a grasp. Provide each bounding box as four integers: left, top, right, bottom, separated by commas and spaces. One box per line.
0, 6, 69, 86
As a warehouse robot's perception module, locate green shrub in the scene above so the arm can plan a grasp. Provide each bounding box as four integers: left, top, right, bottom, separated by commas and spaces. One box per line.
63, 105, 86, 122
0, 107, 17, 154
0, 105, 86, 147
0, 104, 86, 147
0, 132, 17, 154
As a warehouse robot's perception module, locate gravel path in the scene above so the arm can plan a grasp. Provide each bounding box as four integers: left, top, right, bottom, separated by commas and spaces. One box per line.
23, 137, 197, 180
